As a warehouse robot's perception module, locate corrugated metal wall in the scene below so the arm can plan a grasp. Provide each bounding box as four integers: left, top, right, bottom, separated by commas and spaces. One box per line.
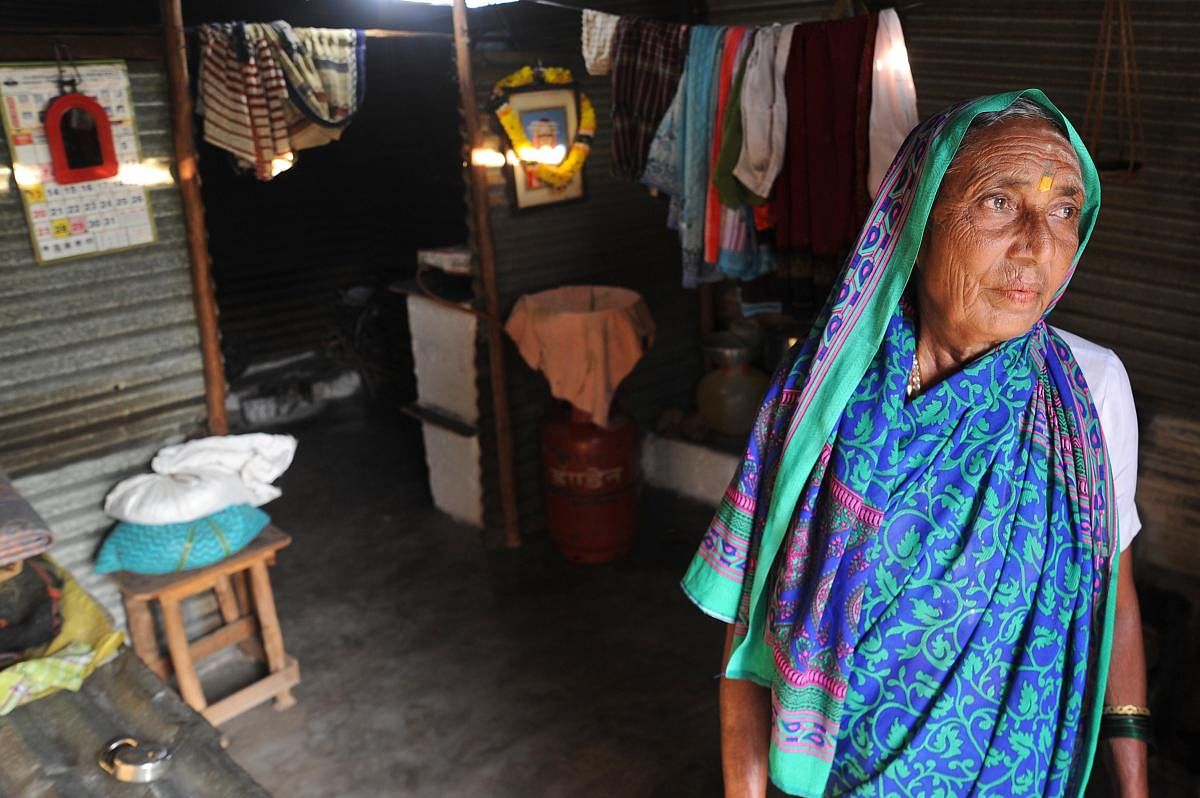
201, 35, 468, 372
702, 0, 1200, 416
0, 60, 207, 622
701, 0, 1200, 574
470, 1, 703, 540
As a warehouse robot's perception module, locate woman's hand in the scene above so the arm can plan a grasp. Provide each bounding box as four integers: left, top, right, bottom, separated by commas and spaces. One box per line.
720, 624, 772, 798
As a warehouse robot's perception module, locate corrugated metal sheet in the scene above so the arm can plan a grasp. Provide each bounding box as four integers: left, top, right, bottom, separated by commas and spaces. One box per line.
900, 1, 1200, 416
1, 650, 269, 797
469, 1, 704, 540
703, 0, 1200, 414
0, 61, 208, 623
703, 0, 1200, 575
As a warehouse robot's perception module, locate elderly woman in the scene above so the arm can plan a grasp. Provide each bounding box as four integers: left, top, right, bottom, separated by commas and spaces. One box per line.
683, 91, 1149, 797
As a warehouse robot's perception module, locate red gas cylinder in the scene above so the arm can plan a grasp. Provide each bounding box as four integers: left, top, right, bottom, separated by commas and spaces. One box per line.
541, 409, 640, 564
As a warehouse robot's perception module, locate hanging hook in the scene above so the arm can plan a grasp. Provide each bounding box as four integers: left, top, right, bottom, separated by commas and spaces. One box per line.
53, 42, 83, 95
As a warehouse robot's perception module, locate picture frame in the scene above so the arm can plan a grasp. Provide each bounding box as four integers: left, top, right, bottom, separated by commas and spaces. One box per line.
503, 87, 586, 211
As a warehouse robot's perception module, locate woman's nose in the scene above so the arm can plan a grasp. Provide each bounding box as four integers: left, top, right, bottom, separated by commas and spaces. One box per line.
1010, 208, 1054, 264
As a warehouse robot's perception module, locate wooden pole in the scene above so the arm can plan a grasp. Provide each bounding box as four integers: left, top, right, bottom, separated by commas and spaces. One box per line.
450, 0, 521, 548
160, 0, 228, 435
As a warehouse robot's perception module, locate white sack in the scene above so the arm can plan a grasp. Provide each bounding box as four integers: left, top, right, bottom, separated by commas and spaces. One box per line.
104, 469, 260, 525
151, 433, 297, 505
104, 433, 298, 524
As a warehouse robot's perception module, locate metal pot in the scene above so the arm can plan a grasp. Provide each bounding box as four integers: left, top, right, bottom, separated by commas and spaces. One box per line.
702, 331, 755, 369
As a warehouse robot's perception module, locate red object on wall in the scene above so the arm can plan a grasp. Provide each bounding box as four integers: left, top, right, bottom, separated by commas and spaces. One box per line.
44, 92, 119, 184
542, 409, 640, 564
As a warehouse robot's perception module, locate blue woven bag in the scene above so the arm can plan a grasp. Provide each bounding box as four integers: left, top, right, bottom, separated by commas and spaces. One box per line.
95, 504, 270, 574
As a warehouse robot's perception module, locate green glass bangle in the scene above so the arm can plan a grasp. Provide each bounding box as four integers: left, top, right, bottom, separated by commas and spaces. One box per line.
1099, 713, 1155, 746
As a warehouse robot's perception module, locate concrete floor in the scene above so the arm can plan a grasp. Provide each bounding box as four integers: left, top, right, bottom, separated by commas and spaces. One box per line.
207, 401, 1198, 798
215, 403, 728, 797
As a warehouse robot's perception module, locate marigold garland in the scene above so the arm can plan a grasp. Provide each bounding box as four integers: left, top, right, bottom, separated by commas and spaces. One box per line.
490, 65, 594, 189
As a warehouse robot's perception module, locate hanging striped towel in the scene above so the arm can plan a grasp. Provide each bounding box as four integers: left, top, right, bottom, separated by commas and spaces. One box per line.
197, 23, 293, 180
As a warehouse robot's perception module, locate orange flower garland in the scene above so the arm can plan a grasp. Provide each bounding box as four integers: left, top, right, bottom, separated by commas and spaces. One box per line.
491, 66, 594, 189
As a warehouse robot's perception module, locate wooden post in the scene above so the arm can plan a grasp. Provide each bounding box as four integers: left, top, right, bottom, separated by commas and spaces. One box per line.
451, 0, 521, 548
159, 0, 228, 434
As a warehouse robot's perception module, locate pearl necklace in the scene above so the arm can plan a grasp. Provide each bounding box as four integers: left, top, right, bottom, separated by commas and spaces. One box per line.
907, 351, 922, 398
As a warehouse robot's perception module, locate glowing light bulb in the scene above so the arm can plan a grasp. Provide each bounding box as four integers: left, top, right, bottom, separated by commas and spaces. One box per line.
270, 155, 295, 177
471, 147, 506, 168
117, 158, 175, 187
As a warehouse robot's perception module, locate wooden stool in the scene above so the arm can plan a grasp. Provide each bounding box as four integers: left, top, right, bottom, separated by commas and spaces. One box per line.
112, 525, 301, 726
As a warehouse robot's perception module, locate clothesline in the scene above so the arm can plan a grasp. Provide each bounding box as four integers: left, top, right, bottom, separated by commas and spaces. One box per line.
565, 7, 920, 300
516, 0, 928, 21
183, 25, 451, 40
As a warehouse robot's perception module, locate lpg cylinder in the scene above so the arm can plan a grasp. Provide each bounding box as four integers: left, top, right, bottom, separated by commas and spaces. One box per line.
541, 409, 640, 564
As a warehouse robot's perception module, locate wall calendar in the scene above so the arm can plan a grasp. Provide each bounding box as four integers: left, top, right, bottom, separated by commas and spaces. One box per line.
0, 60, 156, 265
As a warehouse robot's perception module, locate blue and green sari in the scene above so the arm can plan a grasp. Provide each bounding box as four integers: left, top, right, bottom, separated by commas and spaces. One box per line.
682, 90, 1119, 797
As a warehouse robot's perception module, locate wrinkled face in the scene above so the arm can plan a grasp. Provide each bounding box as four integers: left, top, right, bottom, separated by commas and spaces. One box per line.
916, 116, 1084, 349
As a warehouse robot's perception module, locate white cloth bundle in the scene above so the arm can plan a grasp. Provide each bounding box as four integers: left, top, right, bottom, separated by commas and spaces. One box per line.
105, 434, 297, 525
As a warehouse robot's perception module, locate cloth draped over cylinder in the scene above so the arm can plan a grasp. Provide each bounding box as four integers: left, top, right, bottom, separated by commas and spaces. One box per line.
505, 286, 655, 427
682, 90, 1117, 797
196, 21, 366, 180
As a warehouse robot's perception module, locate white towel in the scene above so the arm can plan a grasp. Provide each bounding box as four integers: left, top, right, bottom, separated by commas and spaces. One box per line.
581, 10, 620, 76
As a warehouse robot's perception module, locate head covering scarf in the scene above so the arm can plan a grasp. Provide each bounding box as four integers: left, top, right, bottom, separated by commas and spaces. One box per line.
682, 90, 1117, 797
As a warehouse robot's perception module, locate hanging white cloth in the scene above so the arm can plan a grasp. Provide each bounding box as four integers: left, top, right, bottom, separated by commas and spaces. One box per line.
867, 8, 919, 198
732, 23, 797, 200
581, 10, 621, 76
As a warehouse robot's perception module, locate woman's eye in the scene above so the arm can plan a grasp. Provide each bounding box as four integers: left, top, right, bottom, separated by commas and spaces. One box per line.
984, 195, 1009, 210
1053, 205, 1079, 220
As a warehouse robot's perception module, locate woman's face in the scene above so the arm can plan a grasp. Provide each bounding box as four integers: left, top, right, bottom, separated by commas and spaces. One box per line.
916, 116, 1084, 351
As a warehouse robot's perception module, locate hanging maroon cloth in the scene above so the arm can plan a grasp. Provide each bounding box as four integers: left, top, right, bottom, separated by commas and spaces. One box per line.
771, 13, 877, 256
610, 18, 690, 181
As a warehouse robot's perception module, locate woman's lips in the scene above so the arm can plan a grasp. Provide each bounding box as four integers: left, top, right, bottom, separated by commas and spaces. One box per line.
992, 285, 1041, 304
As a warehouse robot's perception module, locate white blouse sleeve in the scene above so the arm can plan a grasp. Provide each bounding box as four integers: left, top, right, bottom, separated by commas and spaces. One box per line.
1094, 351, 1142, 552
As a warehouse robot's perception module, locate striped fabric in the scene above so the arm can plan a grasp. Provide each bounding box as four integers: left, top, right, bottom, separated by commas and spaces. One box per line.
610, 17, 690, 181
197, 23, 292, 180
253, 22, 365, 128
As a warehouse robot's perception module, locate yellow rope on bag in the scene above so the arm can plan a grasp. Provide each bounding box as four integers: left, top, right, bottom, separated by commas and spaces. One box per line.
490, 65, 594, 189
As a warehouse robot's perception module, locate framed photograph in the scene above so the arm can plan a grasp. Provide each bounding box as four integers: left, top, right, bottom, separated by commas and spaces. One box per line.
504, 87, 585, 210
